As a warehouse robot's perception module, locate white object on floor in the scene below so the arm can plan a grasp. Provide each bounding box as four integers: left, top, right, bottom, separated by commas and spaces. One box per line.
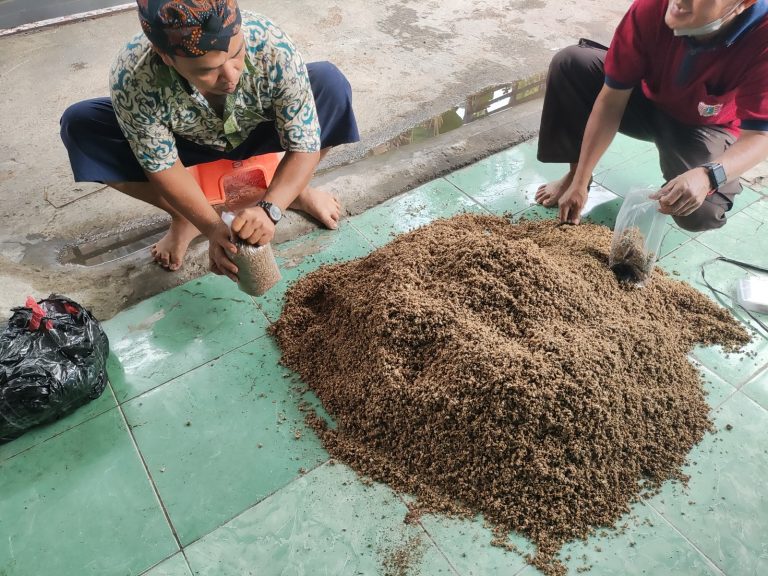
735, 277, 768, 314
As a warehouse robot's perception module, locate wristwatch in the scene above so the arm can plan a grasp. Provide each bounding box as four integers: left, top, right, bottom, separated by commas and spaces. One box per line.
702, 162, 727, 192
256, 200, 282, 224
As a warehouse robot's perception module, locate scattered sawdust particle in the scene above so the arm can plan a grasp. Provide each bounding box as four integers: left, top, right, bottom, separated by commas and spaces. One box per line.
380, 535, 425, 576
272, 216, 749, 576
725, 424, 733, 431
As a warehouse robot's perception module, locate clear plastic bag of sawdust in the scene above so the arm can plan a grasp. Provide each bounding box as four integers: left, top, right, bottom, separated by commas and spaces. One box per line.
609, 187, 668, 286
221, 212, 281, 297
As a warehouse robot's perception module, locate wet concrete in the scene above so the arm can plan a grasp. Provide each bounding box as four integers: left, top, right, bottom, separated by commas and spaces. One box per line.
0, 0, 629, 320
0, 0, 129, 30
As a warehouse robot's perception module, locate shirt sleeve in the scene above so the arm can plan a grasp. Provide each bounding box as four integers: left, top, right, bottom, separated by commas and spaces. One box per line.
263, 25, 322, 153
109, 45, 178, 173
604, 0, 659, 90
736, 45, 768, 131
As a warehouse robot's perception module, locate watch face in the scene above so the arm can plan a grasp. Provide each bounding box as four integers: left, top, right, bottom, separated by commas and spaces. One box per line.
268, 204, 282, 222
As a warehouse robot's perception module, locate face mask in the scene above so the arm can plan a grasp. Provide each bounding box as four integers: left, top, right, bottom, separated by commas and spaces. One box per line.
673, 1, 744, 37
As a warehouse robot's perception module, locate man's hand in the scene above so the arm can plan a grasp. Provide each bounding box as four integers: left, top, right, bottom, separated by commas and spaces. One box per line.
650, 168, 711, 216
558, 184, 590, 225
207, 223, 239, 282
231, 207, 276, 246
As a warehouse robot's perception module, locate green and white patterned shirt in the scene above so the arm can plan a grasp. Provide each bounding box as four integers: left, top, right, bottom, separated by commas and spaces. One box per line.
109, 12, 321, 173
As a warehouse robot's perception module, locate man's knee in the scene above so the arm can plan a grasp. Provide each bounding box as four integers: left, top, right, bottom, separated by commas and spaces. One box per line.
548, 44, 597, 79
60, 98, 109, 146
673, 202, 727, 232
307, 61, 352, 103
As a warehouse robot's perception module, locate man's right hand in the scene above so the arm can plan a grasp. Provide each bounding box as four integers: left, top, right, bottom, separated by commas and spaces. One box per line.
558, 184, 589, 225
207, 223, 239, 282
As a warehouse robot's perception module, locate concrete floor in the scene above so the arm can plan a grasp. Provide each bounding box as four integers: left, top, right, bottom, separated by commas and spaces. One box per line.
0, 0, 628, 320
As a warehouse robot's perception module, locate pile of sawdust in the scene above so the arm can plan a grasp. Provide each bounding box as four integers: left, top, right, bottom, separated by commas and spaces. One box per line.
271, 215, 749, 575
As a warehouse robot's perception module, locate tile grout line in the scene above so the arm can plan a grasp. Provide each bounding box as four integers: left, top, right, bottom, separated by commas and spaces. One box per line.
178, 458, 332, 550
442, 173, 554, 221
0, 378, 122, 465
116, 333, 270, 406
642, 501, 728, 576
394, 493, 463, 576
113, 397, 185, 554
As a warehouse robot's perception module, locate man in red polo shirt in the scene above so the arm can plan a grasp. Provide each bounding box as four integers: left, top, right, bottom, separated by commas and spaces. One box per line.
535, 0, 768, 231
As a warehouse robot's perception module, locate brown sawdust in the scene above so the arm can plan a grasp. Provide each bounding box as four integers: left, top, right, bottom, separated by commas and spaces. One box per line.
271, 215, 750, 576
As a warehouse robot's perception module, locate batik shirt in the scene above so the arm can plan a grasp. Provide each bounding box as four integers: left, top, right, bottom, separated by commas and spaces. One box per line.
109, 11, 321, 173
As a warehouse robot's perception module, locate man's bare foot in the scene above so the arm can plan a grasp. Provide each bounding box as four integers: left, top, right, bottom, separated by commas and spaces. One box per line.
535, 172, 575, 207
289, 187, 341, 229
151, 217, 201, 271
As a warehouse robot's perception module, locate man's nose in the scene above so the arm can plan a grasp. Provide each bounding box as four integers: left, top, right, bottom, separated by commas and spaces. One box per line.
220, 62, 239, 84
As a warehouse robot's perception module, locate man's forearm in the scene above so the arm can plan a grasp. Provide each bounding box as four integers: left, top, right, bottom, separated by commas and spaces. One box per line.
148, 160, 223, 236
263, 150, 321, 209
716, 130, 768, 185
572, 86, 632, 188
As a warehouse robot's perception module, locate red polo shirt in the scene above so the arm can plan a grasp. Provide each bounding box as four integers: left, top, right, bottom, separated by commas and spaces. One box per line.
605, 0, 768, 135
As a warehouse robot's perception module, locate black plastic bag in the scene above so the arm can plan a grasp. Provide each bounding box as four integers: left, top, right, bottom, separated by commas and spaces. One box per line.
0, 295, 109, 442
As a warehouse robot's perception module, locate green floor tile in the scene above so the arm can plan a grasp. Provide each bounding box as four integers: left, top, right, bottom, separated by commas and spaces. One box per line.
255, 221, 375, 321
695, 361, 738, 409
579, 184, 623, 228
446, 144, 564, 215
646, 392, 768, 576
347, 178, 487, 248
594, 136, 656, 174
697, 211, 768, 269
0, 383, 117, 464
659, 223, 693, 259
730, 185, 764, 216
184, 463, 456, 576
121, 338, 328, 546
658, 240, 768, 385
518, 502, 721, 576
106, 274, 270, 403
742, 368, 768, 411
0, 409, 177, 576
419, 513, 533, 576
744, 196, 768, 220
594, 155, 665, 198
142, 553, 192, 576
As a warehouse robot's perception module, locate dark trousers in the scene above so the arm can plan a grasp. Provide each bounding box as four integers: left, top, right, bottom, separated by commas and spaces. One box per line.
537, 41, 740, 232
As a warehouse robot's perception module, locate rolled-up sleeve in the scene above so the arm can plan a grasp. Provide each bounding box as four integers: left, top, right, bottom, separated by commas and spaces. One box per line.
109, 49, 178, 173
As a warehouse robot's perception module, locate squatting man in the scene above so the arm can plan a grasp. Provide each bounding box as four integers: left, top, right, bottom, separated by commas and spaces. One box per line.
60, 0, 359, 279
535, 0, 768, 231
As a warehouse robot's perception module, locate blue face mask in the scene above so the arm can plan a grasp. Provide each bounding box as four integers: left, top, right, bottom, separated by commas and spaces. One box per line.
673, 1, 743, 37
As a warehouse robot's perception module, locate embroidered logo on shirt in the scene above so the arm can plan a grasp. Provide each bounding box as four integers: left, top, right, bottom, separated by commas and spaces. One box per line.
698, 102, 723, 118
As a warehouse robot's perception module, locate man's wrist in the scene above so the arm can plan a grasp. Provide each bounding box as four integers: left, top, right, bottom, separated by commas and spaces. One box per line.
701, 162, 727, 194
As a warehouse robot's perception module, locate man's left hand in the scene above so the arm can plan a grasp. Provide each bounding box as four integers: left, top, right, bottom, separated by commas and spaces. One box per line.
650, 168, 711, 217
231, 207, 276, 245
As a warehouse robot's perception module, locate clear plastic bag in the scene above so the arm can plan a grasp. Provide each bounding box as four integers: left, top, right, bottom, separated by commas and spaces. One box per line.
609, 187, 668, 287
221, 212, 282, 297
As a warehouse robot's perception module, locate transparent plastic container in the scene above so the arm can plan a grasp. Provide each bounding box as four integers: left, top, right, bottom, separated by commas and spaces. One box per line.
609, 187, 668, 287
221, 212, 281, 296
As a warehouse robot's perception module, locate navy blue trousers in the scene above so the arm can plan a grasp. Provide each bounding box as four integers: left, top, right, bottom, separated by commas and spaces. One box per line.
60, 61, 360, 183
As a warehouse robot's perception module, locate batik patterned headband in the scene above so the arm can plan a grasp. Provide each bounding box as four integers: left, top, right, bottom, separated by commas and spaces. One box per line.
137, 0, 241, 57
